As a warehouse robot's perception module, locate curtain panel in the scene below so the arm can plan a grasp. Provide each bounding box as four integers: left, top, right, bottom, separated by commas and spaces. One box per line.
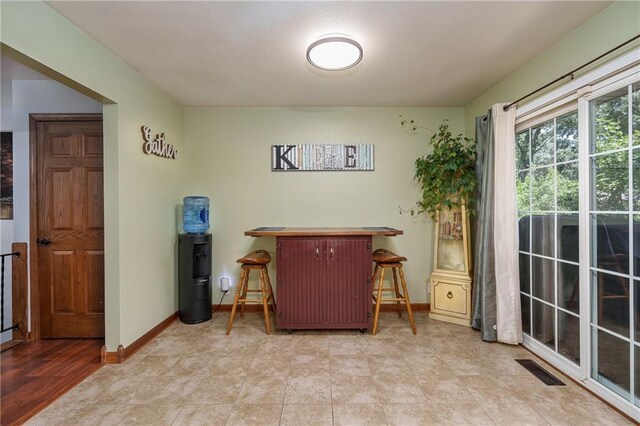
471, 113, 497, 341
472, 104, 522, 344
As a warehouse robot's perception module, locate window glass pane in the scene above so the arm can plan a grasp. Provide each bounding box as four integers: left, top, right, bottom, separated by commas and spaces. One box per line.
531, 214, 555, 257
517, 171, 530, 213
533, 300, 555, 350
558, 214, 579, 262
531, 120, 554, 166
516, 130, 529, 170
518, 215, 530, 252
635, 280, 640, 343
633, 83, 639, 147
515, 102, 586, 372
635, 215, 640, 279
592, 214, 629, 275
635, 345, 640, 402
590, 84, 637, 405
558, 311, 580, 365
532, 167, 555, 211
558, 262, 579, 314
633, 148, 640, 211
516, 171, 531, 214
592, 151, 629, 212
593, 87, 629, 154
593, 328, 630, 396
520, 254, 530, 294
532, 256, 555, 304
557, 162, 578, 212
556, 111, 579, 162
594, 271, 630, 338
521, 295, 531, 336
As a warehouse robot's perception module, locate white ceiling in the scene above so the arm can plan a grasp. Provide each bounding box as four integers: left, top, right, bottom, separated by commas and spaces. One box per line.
46, 1, 611, 107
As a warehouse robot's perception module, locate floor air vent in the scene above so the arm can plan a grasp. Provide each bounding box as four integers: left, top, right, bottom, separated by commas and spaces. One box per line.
515, 359, 565, 386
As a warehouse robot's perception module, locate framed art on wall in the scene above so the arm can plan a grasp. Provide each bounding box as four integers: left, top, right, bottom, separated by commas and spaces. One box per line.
1, 132, 13, 220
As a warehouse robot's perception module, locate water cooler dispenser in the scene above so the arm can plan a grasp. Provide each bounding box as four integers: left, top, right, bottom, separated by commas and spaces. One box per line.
178, 233, 212, 323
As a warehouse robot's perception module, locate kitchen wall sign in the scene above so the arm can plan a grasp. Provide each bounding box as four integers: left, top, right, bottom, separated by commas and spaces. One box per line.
141, 126, 177, 159
272, 144, 374, 171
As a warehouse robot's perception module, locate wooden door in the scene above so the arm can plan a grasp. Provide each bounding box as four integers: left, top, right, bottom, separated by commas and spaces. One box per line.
276, 237, 327, 329
36, 119, 104, 338
326, 237, 372, 328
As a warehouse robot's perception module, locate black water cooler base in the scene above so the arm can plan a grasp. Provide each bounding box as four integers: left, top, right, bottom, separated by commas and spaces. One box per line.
178, 233, 212, 324
181, 315, 211, 325
180, 280, 212, 324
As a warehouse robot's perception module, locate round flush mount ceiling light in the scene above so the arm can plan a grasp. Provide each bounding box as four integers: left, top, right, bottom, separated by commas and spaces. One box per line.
306, 36, 363, 71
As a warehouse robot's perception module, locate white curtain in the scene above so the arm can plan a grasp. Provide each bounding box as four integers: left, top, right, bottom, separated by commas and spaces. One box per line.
491, 104, 522, 344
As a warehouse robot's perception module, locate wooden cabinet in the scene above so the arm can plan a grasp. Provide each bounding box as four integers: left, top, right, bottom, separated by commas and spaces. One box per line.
276, 236, 372, 330
429, 203, 473, 326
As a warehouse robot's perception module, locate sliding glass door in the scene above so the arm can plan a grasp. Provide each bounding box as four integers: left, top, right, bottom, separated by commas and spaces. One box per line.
517, 109, 581, 366
516, 75, 640, 414
589, 82, 639, 406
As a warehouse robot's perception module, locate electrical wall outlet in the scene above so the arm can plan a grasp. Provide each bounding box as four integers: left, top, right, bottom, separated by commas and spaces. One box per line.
219, 277, 230, 291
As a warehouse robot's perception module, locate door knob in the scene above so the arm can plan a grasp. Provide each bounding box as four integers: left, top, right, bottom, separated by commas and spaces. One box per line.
37, 237, 52, 246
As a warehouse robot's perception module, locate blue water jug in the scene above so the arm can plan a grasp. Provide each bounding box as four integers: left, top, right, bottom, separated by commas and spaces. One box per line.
183, 196, 210, 234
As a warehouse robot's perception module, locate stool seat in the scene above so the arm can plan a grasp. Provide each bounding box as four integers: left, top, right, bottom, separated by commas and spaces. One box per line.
372, 249, 407, 264
237, 249, 271, 265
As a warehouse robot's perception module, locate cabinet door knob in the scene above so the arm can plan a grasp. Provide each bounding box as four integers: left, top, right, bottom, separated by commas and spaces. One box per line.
446, 291, 453, 299
315, 247, 319, 259
330, 247, 334, 259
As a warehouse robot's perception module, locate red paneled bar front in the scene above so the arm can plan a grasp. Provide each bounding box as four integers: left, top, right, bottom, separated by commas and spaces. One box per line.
245, 227, 403, 331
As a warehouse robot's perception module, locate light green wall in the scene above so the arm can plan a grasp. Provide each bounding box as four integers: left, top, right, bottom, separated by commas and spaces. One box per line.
1, 1, 186, 349
4, 0, 633, 348
185, 107, 465, 304
465, 1, 640, 135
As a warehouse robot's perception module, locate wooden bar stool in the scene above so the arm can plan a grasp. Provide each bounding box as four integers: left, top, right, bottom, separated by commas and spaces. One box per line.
226, 249, 276, 335
371, 248, 417, 336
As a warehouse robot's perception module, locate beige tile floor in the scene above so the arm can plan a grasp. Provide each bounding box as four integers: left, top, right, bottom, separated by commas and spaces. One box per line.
28, 312, 633, 425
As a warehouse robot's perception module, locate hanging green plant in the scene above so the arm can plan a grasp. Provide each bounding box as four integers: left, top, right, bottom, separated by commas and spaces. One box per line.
402, 117, 476, 218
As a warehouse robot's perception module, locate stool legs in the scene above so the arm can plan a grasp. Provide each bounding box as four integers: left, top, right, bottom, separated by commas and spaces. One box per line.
259, 268, 271, 335
372, 267, 385, 336
371, 264, 379, 290
371, 264, 416, 336
264, 269, 276, 313
226, 265, 274, 335
239, 271, 249, 318
392, 268, 402, 318
398, 267, 417, 335
226, 268, 246, 335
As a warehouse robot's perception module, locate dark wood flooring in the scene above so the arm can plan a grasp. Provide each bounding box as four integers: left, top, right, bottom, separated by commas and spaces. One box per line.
0, 339, 103, 425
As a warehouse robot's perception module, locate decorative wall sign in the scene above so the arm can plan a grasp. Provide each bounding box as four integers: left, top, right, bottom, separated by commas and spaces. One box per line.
0, 132, 13, 219
141, 126, 177, 159
272, 144, 374, 171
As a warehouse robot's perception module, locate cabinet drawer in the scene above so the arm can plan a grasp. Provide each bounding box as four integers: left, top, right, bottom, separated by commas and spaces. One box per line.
431, 280, 468, 316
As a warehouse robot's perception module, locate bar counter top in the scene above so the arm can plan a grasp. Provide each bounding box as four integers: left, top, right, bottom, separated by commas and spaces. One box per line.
245, 226, 403, 237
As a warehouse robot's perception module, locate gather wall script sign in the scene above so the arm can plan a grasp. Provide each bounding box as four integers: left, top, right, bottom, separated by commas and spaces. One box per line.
141, 126, 178, 159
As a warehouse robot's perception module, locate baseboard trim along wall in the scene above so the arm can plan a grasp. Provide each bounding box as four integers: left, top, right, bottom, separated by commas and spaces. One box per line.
100, 303, 430, 363
101, 311, 178, 364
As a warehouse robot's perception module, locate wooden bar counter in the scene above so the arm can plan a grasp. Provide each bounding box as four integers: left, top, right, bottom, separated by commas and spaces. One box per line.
245, 227, 403, 237
245, 227, 403, 331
